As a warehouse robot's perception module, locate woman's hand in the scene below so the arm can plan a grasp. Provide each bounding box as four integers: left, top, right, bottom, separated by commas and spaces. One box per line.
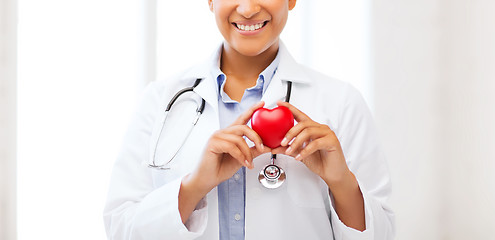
180, 102, 270, 224
272, 101, 351, 186
186, 101, 270, 195
272, 101, 366, 231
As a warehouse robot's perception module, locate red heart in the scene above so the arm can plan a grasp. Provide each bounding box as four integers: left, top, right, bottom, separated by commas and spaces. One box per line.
251, 106, 294, 148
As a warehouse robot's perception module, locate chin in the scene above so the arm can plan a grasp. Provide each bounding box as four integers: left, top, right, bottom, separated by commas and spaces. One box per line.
236, 47, 267, 57
231, 39, 277, 57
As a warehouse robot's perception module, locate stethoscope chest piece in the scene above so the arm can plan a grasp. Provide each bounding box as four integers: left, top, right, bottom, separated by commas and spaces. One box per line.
258, 154, 286, 189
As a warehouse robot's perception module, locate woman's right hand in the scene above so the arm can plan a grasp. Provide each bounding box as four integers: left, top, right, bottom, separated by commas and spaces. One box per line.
179, 102, 269, 224
188, 101, 269, 193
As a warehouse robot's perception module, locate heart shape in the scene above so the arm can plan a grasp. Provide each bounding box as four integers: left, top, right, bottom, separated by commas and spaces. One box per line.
251, 106, 294, 148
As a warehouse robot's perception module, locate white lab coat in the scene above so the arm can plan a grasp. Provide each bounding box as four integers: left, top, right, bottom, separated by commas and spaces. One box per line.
104, 42, 395, 240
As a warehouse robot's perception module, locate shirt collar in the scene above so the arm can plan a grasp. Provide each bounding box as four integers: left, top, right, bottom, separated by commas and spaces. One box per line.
212, 49, 281, 100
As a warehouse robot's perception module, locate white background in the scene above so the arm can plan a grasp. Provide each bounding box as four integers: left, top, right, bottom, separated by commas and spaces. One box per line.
17, 0, 138, 239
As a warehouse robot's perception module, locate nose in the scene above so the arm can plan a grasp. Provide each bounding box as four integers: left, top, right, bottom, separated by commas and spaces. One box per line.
236, 0, 261, 19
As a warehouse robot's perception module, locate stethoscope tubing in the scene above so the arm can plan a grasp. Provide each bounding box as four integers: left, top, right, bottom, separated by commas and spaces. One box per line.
149, 78, 205, 169
166, 78, 206, 113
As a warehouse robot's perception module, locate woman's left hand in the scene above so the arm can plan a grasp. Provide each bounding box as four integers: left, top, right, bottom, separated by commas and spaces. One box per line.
272, 101, 366, 231
272, 101, 352, 187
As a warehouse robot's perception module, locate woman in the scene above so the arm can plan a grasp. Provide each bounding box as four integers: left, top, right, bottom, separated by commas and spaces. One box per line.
104, 0, 395, 239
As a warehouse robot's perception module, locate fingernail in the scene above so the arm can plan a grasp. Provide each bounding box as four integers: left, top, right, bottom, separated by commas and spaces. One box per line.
245, 160, 251, 168
285, 147, 292, 155
281, 137, 288, 146
261, 143, 265, 151
295, 154, 302, 161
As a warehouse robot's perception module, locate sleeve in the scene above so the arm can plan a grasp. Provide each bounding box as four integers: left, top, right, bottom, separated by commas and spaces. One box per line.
329, 83, 396, 240
103, 82, 208, 240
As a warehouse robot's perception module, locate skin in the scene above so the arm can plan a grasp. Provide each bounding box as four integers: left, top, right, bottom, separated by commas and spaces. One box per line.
179, 0, 366, 232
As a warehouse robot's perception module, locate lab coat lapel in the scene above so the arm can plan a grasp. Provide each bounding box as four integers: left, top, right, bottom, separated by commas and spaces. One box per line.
181, 44, 221, 116
183, 60, 218, 116
261, 75, 286, 108
276, 41, 311, 85
261, 41, 311, 108
184, 81, 221, 239
177, 47, 221, 240
193, 75, 219, 116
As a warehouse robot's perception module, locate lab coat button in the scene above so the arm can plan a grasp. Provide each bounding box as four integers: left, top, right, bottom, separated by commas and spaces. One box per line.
234, 213, 241, 221
234, 173, 240, 181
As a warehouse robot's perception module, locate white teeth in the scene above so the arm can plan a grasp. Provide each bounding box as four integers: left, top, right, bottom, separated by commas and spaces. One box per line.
236, 22, 264, 31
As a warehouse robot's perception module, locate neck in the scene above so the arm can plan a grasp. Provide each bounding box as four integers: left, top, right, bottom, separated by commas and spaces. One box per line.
220, 41, 279, 85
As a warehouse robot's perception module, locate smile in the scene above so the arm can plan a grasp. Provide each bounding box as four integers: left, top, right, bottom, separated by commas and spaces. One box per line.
233, 21, 268, 31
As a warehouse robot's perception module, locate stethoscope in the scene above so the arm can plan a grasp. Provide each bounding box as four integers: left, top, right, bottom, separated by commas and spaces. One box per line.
149, 78, 293, 189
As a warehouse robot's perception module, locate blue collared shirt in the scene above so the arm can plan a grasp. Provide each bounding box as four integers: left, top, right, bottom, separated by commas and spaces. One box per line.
213, 53, 280, 240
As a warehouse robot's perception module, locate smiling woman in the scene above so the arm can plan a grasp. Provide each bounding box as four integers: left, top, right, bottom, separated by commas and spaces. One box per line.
14, 0, 376, 239
104, 0, 393, 239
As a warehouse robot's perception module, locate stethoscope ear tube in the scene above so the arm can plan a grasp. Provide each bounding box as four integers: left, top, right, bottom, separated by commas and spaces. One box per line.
166, 78, 203, 112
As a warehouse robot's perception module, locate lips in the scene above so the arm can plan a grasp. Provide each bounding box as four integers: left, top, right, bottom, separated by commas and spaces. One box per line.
232, 21, 268, 32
